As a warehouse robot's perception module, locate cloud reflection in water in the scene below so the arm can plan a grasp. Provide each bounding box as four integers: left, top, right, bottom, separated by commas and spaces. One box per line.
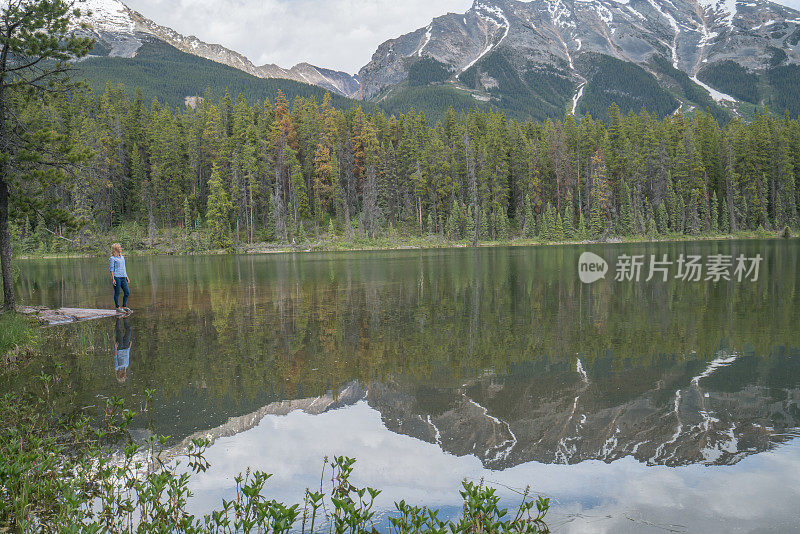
186, 402, 800, 533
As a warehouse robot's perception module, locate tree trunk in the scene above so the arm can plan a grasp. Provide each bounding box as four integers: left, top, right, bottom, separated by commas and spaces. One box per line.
147, 194, 156, 247
249, 182, 254, 244
0, 176, 14, 310
417, 197, 423, 235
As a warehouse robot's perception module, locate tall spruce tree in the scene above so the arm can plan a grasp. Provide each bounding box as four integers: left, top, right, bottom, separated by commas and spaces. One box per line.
563, 194, 575, 238
206, 168, 233, 248
589, 151, 612, 239
710, 191, 720, 233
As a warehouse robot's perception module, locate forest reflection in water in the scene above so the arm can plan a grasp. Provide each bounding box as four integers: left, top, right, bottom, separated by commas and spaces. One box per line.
10, 240, 800, 471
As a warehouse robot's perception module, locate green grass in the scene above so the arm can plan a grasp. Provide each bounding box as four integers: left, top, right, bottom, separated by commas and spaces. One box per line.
15, 226, 791, 260
0, 313, 38, 369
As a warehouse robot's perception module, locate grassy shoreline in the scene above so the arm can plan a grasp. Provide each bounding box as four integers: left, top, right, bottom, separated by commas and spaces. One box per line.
0, 312, 39, 371
13, 229, 794, 260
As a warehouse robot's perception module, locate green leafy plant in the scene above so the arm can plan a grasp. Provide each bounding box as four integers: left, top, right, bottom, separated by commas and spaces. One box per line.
389, 481, 549, 534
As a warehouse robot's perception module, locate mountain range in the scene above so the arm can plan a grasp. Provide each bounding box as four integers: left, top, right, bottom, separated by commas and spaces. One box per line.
74, 0, 800, 121
75, 0, 360, 97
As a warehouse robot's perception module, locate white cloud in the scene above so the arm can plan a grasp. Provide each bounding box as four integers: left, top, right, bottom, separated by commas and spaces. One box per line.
123, 0, 473, 74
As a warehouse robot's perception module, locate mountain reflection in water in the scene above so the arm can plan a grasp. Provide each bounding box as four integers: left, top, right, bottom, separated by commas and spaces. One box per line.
163, 347, 799, 471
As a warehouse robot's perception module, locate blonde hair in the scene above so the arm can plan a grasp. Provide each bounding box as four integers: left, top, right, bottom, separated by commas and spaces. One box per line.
111, 243, 122, 255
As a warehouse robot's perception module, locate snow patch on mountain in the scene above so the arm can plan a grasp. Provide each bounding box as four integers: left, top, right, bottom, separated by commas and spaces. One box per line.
752, 18, 800, 30
461, 3, 511, 72
699, 0, 738, 26
548, 0, 576, 30
692, 76, 737, 102
418, 25, 433, 57
75, 0, 135, 33
645, 0, 681, 67
597, 3, 614, 25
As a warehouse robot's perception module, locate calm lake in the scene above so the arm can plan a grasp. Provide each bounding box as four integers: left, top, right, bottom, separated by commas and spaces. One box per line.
9, 240, 800, 533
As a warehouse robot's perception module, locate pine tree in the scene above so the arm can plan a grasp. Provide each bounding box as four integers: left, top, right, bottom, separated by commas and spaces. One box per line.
563, 200, 575, 239
577, 210, 587, 240
480, 209, 490, 240
686, 190, 701, 235
674, 195, 686, 234
589, 151, 612, 239
721, 199, 731, 233
555, 212, 564, 241
540, 205, 551, 241
206, 168, 233, 248
495, 209, 509, 240
183, 197, 192, 234
647, 216, 658, 237
710, 192, 720, 234
34, 215, 49, 254
288, 146, 311, 232
22, 217, 37, 253
446, 203, 460, 240
313, 143, 337, 220
463, 206, 474, 242
632, 197, 645, 236
523, 195, 535, 238
667, 184, 678, 232
0, 0, 93, 308
656, 202, 669, 235
619, 181, 634, 236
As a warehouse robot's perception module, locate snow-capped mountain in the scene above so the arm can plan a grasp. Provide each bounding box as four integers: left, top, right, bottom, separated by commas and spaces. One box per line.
73, 0, 360, 98
357, 0, 800, 116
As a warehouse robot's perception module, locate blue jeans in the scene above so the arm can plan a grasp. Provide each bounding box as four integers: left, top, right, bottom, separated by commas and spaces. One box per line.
114, 277, 130, 308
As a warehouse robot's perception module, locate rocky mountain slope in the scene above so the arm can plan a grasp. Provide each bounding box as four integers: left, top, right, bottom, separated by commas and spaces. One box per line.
358, 0, 800, 119
74, 0, 360, 98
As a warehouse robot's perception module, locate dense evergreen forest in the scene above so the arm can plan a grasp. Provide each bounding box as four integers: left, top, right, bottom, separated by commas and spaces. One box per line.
10, 83, 800, 254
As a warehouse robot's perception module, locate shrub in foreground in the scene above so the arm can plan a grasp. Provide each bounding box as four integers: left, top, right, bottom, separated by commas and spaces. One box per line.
0, 377, 549, 533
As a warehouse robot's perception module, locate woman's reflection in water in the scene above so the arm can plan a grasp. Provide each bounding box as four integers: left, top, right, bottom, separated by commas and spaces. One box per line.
114, 317, 132, 384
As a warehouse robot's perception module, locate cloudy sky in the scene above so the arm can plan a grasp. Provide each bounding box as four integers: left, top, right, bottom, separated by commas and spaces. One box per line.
125, 0, 800, 74
124, 0, 472, 74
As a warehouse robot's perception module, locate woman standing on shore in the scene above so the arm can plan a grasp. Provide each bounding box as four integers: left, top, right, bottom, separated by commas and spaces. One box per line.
109, 243, 131, 313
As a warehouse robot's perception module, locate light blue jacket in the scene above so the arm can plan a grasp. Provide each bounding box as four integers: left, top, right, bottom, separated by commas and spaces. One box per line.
109, 256, 128, 278
114, 349, 130, 370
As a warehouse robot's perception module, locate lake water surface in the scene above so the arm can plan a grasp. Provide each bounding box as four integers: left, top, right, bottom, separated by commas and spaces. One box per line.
9, 241, 800, 533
